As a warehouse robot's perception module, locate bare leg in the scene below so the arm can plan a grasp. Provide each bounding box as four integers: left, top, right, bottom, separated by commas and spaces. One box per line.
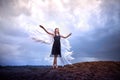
55, 56, 58, 68
53, 56, 56, 68
53, 56, 55, 68
53, 55, 58, 68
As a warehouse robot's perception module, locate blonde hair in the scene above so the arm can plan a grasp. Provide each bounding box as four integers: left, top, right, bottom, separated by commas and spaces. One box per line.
54, 28, 60, 35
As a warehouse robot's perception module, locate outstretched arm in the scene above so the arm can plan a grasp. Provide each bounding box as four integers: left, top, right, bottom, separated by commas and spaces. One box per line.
39, 25, 54, 36
61, 33, 72, 38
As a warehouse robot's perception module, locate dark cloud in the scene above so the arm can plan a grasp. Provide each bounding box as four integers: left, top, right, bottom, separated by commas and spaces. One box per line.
0, 0, 120, 65
0, 0, 49, 65
72, 0, 120, 62
0, 0, 31, 18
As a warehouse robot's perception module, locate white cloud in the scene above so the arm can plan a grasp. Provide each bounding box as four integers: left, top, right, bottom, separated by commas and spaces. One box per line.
0, 0, 30, 18
0, 0, 120, 65
81, 57, 99, 62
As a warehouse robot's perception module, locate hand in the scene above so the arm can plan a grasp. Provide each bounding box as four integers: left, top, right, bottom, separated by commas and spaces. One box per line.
39, 25, 44, 29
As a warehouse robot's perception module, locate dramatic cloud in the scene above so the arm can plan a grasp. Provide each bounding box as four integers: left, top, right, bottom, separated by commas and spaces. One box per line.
0, 0, 120, 65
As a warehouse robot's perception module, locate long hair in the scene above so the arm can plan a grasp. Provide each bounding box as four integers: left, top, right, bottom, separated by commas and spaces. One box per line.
54, 28, 60, 36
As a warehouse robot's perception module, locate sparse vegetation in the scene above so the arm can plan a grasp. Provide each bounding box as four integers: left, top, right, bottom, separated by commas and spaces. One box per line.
0, 61, 120, 80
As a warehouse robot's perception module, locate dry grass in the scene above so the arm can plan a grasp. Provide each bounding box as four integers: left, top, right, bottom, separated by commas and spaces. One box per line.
0, 61, 120, 80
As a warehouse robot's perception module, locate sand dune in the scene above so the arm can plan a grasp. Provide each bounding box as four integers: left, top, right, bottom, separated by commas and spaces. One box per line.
0, 61, 120, 80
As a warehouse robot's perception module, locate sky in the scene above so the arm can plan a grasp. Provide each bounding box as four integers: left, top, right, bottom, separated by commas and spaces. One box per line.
0, 0, 120, 66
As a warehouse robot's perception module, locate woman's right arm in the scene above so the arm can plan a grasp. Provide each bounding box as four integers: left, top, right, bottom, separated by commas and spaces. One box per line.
39, 25, 54, 36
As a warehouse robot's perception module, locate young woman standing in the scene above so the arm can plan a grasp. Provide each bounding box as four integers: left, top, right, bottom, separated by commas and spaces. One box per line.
39, 25, 72, 68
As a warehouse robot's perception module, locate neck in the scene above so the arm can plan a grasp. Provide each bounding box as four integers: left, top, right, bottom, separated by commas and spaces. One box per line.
55, 32, 59, 35
56, 33, 59, 36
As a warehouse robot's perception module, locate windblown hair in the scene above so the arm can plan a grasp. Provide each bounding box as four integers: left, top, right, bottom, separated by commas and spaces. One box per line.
54, 28, 60, 36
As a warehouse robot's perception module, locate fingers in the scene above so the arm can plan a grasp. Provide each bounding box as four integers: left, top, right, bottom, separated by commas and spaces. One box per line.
39, 25, 44, 28
39, 25, 42, 27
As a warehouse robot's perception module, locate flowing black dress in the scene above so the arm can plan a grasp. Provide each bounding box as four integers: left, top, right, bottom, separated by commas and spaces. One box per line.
50, 35, 61, 57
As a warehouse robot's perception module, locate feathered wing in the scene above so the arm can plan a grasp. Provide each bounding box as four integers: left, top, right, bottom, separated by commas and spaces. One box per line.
25, 24, 53, 44
60, 38, 74, 66
24, 24, 74, 66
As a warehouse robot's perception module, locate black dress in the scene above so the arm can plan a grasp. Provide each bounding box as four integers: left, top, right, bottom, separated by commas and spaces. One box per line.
50, 35, 61, 57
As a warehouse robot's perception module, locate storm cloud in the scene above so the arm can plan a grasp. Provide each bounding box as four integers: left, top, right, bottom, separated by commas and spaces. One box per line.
0, 0, 120, 65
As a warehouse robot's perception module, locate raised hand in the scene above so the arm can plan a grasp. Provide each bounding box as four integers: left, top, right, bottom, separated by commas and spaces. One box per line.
39, 25, 54, 36
39, 25, 44, 29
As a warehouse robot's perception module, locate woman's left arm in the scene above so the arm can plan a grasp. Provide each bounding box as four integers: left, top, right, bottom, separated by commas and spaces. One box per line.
61, 33, 72, 38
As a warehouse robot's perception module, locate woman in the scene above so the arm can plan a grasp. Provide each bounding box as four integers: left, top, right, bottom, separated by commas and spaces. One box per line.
39, 25, 72, 68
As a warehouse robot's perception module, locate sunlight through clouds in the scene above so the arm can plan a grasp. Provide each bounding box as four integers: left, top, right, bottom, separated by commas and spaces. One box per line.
20, 0, 102, 34
0, 0, 120, 65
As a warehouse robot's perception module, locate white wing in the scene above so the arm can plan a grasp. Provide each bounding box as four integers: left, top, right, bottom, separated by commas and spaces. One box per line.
24, 24, 74, 66
24, 24, 53, 44
60, 39, 74, 66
